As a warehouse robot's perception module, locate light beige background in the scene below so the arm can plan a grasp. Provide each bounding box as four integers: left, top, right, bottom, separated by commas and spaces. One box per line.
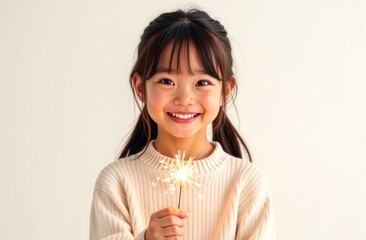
1, 0, 365, 239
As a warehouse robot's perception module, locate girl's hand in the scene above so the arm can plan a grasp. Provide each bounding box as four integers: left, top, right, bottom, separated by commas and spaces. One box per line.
145, 207, 188, 240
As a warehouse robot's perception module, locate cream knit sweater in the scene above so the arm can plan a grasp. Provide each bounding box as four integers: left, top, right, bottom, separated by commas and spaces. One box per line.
90, 142, 275, 240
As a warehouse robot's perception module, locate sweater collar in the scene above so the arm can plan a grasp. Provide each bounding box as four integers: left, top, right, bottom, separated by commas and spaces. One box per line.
140, 141, 228, 175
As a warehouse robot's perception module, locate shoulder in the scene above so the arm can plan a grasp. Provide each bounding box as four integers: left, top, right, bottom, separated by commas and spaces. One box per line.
221, 149, 258, 177
93, 154, 141, 194
223, 151, 272, 198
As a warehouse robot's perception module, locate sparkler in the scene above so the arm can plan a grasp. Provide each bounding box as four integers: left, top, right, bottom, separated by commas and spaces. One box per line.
154, 150, 202, 209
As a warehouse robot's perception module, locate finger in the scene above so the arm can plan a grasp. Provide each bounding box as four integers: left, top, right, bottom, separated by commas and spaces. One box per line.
164, 237, 183, 240
161, 225, 184, 237
154, 207, 188, 219
159, 215, 185, 228
146, 222, 184, 240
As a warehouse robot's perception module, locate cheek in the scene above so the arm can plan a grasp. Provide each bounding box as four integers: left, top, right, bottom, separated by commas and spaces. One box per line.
204, 89, 222, 105
201, 92, 222, 113
146, 89, 167, 105
145, 89, 169, 116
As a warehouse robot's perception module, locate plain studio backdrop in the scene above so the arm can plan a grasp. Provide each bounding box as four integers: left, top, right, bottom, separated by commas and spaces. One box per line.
1, 0, 365, 239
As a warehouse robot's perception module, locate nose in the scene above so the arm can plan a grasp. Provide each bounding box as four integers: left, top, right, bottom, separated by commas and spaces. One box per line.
173, 85, 195, 106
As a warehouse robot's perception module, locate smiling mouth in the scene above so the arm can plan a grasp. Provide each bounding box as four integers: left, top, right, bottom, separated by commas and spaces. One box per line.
169, 113, 200, 119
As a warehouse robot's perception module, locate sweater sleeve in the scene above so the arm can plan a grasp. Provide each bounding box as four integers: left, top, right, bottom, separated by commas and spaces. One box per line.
236, 169, 276, 240
89, 165, 146, 240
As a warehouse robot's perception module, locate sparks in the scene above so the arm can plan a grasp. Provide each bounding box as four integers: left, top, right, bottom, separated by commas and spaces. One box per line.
154, 150, 202, 208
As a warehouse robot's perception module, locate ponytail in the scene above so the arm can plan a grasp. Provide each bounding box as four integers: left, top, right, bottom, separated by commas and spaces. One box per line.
212, 108, 252, 162
120, 106, 157, 158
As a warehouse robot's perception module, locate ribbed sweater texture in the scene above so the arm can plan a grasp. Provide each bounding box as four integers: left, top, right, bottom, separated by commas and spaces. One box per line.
90, 142, 275, 240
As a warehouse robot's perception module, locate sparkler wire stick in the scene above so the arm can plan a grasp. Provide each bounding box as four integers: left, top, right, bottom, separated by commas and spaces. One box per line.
177, 185, 182, 209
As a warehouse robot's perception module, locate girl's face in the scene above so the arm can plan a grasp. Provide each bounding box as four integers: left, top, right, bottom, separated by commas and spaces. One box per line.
134, 43, 233, 142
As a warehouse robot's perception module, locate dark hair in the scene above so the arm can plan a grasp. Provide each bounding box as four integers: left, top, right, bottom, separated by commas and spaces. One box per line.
120, 9, 252, 162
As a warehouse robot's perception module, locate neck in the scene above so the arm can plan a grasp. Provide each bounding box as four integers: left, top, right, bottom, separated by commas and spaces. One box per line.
153, 136, 214, 160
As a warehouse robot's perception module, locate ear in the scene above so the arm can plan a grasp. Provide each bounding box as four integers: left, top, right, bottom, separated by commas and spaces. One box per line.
132, 73, 144, 102
221, 76, 236, 105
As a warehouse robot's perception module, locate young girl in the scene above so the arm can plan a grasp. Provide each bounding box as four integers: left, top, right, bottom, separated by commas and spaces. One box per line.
90, 9, 275, 240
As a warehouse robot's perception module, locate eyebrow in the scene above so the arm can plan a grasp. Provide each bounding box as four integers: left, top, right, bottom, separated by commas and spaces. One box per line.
155, 67, 208, 75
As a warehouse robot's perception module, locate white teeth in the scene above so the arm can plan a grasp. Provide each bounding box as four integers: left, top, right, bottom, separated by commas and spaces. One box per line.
171, 113, 197, 119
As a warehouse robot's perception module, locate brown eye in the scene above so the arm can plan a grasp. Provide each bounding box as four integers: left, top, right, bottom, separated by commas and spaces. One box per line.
159, 78, 174, 85
195, 80, 211, 86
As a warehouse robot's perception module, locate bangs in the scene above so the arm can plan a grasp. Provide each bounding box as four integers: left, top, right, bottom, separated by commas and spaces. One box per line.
137, 22, 230, 80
